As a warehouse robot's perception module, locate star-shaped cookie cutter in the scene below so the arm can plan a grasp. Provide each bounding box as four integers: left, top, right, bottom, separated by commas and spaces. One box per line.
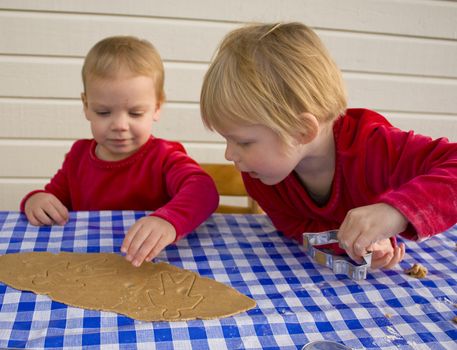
302, 230, 372, 281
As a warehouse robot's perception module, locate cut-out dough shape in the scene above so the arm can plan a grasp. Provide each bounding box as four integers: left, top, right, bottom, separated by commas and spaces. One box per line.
0, 252, 256, 321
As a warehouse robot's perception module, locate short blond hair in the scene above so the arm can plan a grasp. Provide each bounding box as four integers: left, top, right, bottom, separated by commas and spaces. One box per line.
82, 36, 165, 103
201, 22, 347, 143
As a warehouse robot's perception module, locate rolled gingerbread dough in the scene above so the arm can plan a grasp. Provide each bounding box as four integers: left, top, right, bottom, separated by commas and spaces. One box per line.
0, 252, 256, 321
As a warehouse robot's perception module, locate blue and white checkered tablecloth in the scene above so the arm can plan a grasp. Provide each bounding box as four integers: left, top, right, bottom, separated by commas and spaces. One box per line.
0, 211, 455, 350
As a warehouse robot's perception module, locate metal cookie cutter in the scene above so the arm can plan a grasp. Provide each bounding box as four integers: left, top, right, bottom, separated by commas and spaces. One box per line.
302, 230, 372, 281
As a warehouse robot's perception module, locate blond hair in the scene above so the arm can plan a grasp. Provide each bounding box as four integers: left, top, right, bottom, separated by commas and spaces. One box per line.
200, 22, 347, 143
82, 36, 165, 103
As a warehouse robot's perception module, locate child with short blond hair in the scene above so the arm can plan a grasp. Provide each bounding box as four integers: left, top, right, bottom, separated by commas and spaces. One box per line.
22, 36, 219, 267
200, 22, 457, 270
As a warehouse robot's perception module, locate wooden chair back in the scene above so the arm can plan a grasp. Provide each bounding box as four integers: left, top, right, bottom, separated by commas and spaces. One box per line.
200, 163, 262, 214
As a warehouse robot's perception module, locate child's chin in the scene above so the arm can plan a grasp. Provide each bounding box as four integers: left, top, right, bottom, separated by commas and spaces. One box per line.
259, 177, 282, 186
248, 171, 282, 185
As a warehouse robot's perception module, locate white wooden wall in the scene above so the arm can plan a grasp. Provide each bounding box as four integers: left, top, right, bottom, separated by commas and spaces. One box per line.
0, 0, 456, 210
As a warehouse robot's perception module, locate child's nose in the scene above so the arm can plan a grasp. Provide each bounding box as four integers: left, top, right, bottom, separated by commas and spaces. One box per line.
225, 142, 238, 162
111, 114, 129, 130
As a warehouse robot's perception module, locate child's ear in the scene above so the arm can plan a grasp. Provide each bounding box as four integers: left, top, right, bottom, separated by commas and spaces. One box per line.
81, 92, 87, 107
81, 92, 90, 120
152, 103, 162, 122
296, 113, 319, 144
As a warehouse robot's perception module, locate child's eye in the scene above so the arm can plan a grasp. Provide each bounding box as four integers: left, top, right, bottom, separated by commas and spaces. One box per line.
95, 111, 110, 116
238, 141, 253, 147
129, 112, 144, 117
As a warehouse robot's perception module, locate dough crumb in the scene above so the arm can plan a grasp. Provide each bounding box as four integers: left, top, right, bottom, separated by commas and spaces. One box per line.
404, 263, 427, 279
385, 313, 393, 318
453, 316, 457, 324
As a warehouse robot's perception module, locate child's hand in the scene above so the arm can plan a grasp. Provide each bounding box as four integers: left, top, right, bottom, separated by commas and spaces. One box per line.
337, 203, 408, 269
368, 239, 406, 269
24, 192, 69, 226
121, 216, 177, 267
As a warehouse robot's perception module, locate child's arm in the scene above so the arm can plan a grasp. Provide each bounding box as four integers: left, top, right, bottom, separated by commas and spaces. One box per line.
149, 151, 219, 241
339, 121, 457, 267
121, 144, 219, 266
366, 126, 457, 241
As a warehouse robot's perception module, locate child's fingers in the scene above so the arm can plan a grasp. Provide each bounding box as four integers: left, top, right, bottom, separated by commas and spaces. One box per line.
27, 211, 44, 226
353, 227, 390, 259
45, 202, 68, 225
395, 243, 405, 262
145, 237, 170, 262
55, 200, 69, 223
336, 217, 351, 250
25, 194, 68, 226
383, 245, 402, 269
123, 224, 158, 266
121, 222, 143, 254
130, 233, 161, 267
337, 220, 360, 261
382, 250, 399, 269
49, 196, 69, 223
122, 217, 176, 267
384, 243, 405, 269
33, 208, 55, 226
370, 250, 393, 269
396, 243, 405, 263
338, 215, 374, 261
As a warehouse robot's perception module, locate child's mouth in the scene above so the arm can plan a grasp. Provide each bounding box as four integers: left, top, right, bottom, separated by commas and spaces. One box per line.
111, 139, 129, 145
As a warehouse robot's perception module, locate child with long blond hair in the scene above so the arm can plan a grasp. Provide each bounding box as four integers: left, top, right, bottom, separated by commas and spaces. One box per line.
200, 22, 457, 269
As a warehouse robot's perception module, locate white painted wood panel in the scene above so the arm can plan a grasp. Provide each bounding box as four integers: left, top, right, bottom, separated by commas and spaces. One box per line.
1, 11, 456, 78
0, 11, 231, 63
345, 73, 457, 115
319, 31, 457, 79
386, 113, 457, 142
0, 180, 47, 211
1, 0, 456, 39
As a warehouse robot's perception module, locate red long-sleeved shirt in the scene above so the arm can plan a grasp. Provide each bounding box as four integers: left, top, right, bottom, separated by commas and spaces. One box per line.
243, 109, 457, 243
21, 136, 219, 240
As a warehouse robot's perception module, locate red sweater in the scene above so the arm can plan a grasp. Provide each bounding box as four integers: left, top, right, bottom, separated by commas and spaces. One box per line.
243, 109, 457, 243
21, 137, 219, 240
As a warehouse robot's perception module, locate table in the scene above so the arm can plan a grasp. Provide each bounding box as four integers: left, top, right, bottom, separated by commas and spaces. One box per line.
0, 211, 455, 350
